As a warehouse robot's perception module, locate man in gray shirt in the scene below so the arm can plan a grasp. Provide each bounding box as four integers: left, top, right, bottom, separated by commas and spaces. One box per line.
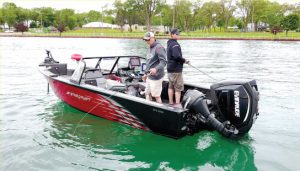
142, 32, 167, 103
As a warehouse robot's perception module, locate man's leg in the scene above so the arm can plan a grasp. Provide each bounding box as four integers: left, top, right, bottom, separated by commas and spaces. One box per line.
146, 93, 152, 101
168, 88, 174, 104
174, 73, 184, 107
168, 74, 175, 104
150, 78, 163, 104
145, 78, 152, 101
155, 96, 162, 103
175, 91, 181, 104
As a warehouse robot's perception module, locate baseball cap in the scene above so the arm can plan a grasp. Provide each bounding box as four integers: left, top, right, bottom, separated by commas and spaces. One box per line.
143, 32, 155, 41
170, 28, 180, 35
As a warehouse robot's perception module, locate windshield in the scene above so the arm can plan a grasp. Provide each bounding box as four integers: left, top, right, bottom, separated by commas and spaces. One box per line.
70, 60, 85, 84
99, 57, 117, 74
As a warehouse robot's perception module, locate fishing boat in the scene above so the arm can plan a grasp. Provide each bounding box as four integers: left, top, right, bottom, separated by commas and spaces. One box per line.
39, 50, 259, 139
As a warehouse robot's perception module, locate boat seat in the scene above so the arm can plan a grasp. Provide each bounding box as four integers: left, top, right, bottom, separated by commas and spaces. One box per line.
127, 82, 146, 91
106, 79, 126, 92
84, 69, 106, 88
85, 69, 103, 79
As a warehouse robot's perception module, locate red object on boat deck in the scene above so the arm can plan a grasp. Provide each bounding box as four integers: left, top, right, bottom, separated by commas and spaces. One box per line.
71, 54, 82, 61
107, 74, 122, 82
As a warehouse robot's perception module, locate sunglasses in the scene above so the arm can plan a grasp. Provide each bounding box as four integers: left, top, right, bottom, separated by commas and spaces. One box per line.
143, 39, 150, 42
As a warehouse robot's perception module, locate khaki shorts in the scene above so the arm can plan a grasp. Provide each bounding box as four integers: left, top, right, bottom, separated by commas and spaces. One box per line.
168, 72, 184, 92
145, 78, 163, 97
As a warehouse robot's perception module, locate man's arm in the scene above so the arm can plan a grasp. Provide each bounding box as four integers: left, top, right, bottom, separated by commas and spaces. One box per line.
154, 45, 167, 72
171, 44, 186, 63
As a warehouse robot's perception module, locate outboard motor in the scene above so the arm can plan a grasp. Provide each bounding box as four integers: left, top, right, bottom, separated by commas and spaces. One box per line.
182, 80, 259, 138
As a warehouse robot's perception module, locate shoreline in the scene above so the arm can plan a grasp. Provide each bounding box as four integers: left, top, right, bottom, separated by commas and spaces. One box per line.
1, 34, 300, 41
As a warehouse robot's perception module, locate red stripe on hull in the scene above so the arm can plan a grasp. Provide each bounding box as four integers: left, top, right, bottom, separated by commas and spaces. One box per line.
48, 78, 148, 130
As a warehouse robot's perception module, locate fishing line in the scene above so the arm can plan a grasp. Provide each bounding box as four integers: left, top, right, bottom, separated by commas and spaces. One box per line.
187, 63, 219, 82
72, 89, 119, 135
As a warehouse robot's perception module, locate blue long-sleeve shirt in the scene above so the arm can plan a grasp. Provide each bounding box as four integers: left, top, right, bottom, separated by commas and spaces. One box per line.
167, 39, 186, 73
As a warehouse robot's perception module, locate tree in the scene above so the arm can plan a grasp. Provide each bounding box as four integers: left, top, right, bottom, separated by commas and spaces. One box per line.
114, 0, 127, 31
28, 7, 55, 28
230, 17, 244, 30
2, 2, 17, 29
0, 8, 5, 28
160, 4, 172, 28
86, 10, 101, 22
15, 22, 28, 34
30, 8, 41, 25
57, 23, 65, 36
136, 0, 165, 31
271, 25, 281, 35
192, 1, 207, 31
40, 7, 55, 27
175, 0, 193, 32
218, 0, 236, 32
281, 14, 299, 36
236, 0, 252, 31
30, 21, 37, 28
197, 1, 219, 32
55, 9, 76, 30
102, 9, 116, 24
294, 4, 300, 16
16, 7, 29, 23
75, 13, 88, 27
124, 0, 143, 32
261, 2, 284, 28
251, 0, 268, 31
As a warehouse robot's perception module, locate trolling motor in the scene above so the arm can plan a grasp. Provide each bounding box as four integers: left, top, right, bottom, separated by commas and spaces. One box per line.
39, 50, 59, 66
182, 80, 259, 138
39, 50, 67, 76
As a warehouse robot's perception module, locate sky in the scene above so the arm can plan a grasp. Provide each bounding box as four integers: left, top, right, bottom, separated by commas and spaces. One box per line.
0, 0, 113, 12
0, 0, 299, 13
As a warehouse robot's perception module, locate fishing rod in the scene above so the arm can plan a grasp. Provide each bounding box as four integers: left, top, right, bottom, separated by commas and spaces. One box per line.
187, 63, 219, 82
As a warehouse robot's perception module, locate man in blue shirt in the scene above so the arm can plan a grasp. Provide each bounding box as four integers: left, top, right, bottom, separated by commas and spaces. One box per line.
167, 29, 189, 107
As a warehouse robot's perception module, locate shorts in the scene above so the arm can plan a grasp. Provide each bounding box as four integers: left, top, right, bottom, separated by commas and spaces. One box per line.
145, 78, 163, 97
168, 72, 184, 92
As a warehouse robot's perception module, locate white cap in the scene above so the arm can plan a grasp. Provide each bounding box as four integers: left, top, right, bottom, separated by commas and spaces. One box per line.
143, 32, 155, 40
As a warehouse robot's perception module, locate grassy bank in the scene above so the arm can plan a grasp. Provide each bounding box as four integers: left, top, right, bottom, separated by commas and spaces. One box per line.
1, 28, 300, 40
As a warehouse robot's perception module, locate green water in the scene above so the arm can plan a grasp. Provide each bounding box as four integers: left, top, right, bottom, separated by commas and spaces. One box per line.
1, 37, 299, 170
45, 102, 256, 170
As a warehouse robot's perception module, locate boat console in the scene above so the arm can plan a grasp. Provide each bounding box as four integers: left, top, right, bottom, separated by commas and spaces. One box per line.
116, 57, 144, 83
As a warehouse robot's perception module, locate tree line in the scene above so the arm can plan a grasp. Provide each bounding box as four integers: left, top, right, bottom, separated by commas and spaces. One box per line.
0, 0, 299, 35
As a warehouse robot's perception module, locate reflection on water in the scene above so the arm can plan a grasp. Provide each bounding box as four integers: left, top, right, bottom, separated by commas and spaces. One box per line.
43, 102, 256, 170
1, 37, 300, 170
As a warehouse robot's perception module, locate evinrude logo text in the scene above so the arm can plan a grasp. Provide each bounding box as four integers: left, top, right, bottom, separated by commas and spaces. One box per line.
234, 91, 240, 117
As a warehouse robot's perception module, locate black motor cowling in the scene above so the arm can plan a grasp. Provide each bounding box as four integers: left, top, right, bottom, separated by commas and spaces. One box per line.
210, 80, 259, 136
182, 80, 259, 138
